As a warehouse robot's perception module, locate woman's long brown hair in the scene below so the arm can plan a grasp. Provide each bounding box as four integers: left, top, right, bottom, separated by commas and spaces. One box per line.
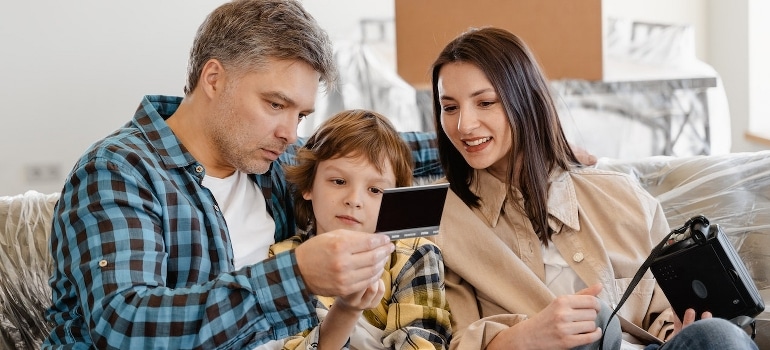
430, 27, 579, 244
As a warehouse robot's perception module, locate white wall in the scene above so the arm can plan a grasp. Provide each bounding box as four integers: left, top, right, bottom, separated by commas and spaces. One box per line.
0, 0, 392, 196
708, 0, 751, 153
748, 0, 770, 137
707, 0, 768, 153
0, 1, 766, 196
604, 0, 768, 153
0, 1, 223, 196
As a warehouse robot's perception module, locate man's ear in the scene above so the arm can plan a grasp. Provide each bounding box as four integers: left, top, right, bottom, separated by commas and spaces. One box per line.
200, 58, 226, 98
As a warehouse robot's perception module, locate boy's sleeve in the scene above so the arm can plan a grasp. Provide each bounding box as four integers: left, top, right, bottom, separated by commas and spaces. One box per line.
381, 240, 452, 349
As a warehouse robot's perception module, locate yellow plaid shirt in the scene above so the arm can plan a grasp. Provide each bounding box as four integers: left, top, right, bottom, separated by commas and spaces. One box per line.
269, 233, 452, 349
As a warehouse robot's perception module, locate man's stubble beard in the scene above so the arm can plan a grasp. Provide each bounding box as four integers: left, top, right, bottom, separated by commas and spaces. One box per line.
209, 97, 277, 175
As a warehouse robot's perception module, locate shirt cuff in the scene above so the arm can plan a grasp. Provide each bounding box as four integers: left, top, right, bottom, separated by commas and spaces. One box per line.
249, 250, 317, 339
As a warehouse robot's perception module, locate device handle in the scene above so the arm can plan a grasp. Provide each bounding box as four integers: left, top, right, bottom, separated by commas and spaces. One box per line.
599, 215, 707, 347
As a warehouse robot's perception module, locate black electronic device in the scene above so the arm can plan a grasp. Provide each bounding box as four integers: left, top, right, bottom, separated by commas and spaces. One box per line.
374, 182, 449, 240
650, 216, 765, 324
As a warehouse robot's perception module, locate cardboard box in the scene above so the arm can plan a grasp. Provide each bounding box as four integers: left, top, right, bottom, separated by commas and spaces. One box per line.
395, 0, 603, 88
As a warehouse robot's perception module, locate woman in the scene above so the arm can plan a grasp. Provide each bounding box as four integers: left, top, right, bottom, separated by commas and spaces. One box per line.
429, 27, 755, 350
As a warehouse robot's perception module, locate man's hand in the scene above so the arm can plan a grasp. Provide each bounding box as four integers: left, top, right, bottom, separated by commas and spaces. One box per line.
572, 145, 597, 166
295, 230, 393, 296
489, 283, 604, 350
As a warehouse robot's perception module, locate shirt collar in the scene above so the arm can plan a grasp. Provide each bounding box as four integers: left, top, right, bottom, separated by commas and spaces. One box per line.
134, 95, 283, 176
132, 95, 195, 170
472, 168, 581, 234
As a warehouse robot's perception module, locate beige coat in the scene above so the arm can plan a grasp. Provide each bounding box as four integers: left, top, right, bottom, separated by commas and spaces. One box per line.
431, 168, 675, 349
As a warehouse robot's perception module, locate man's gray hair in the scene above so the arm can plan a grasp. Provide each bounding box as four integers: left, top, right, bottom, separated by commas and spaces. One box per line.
184, 0, 337, 95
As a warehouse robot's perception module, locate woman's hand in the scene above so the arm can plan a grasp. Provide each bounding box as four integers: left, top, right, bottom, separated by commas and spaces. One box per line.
488, 283, 604, 350
669, 308, 712, 340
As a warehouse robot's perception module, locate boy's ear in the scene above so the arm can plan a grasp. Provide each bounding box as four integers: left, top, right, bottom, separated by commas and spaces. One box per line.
302, 191, 312, 201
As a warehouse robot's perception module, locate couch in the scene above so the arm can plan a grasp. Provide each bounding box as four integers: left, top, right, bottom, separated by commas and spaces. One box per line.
2, 151, 770, 349
0, 191, 58, 349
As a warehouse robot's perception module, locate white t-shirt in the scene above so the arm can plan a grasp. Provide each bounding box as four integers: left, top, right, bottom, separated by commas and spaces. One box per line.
202, 170, 276, 269
542, 242, 587, 296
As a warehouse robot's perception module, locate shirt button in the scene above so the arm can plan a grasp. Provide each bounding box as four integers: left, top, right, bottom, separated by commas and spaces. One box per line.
99, 259, 108, 267
195, 165, 204, 173
572, 252, 584, 262
214, 205, 220, 212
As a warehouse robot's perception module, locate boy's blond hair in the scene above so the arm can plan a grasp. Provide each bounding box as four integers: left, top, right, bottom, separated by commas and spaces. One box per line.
284, 110, 413, 231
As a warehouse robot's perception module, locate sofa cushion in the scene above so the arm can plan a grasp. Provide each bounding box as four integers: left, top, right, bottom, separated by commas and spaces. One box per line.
0, 191, 58, 349
597, 151, 770, 290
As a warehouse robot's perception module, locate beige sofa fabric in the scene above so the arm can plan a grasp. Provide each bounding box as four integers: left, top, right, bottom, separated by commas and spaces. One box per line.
0, 191, 59, 349
597, 151, 770, 289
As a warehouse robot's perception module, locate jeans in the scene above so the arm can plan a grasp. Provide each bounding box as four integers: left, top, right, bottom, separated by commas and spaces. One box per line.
644, 318, 757, 350
574, 298, 622, 350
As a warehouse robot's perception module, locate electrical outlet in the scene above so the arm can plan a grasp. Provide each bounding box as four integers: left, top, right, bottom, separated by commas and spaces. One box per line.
24, 163, 62, 183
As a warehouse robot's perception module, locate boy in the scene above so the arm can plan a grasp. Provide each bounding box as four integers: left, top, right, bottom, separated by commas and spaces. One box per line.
270, 109, 451, 349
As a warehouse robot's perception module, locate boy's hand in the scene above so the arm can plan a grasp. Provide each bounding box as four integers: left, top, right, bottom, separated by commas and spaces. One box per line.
336, 279, 385, 312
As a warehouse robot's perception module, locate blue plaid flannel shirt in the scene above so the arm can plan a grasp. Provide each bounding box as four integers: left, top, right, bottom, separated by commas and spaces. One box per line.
44, 95, 441, 349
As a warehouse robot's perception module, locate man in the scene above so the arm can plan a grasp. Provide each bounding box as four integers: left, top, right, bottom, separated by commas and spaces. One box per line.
44, 1, 399, 348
